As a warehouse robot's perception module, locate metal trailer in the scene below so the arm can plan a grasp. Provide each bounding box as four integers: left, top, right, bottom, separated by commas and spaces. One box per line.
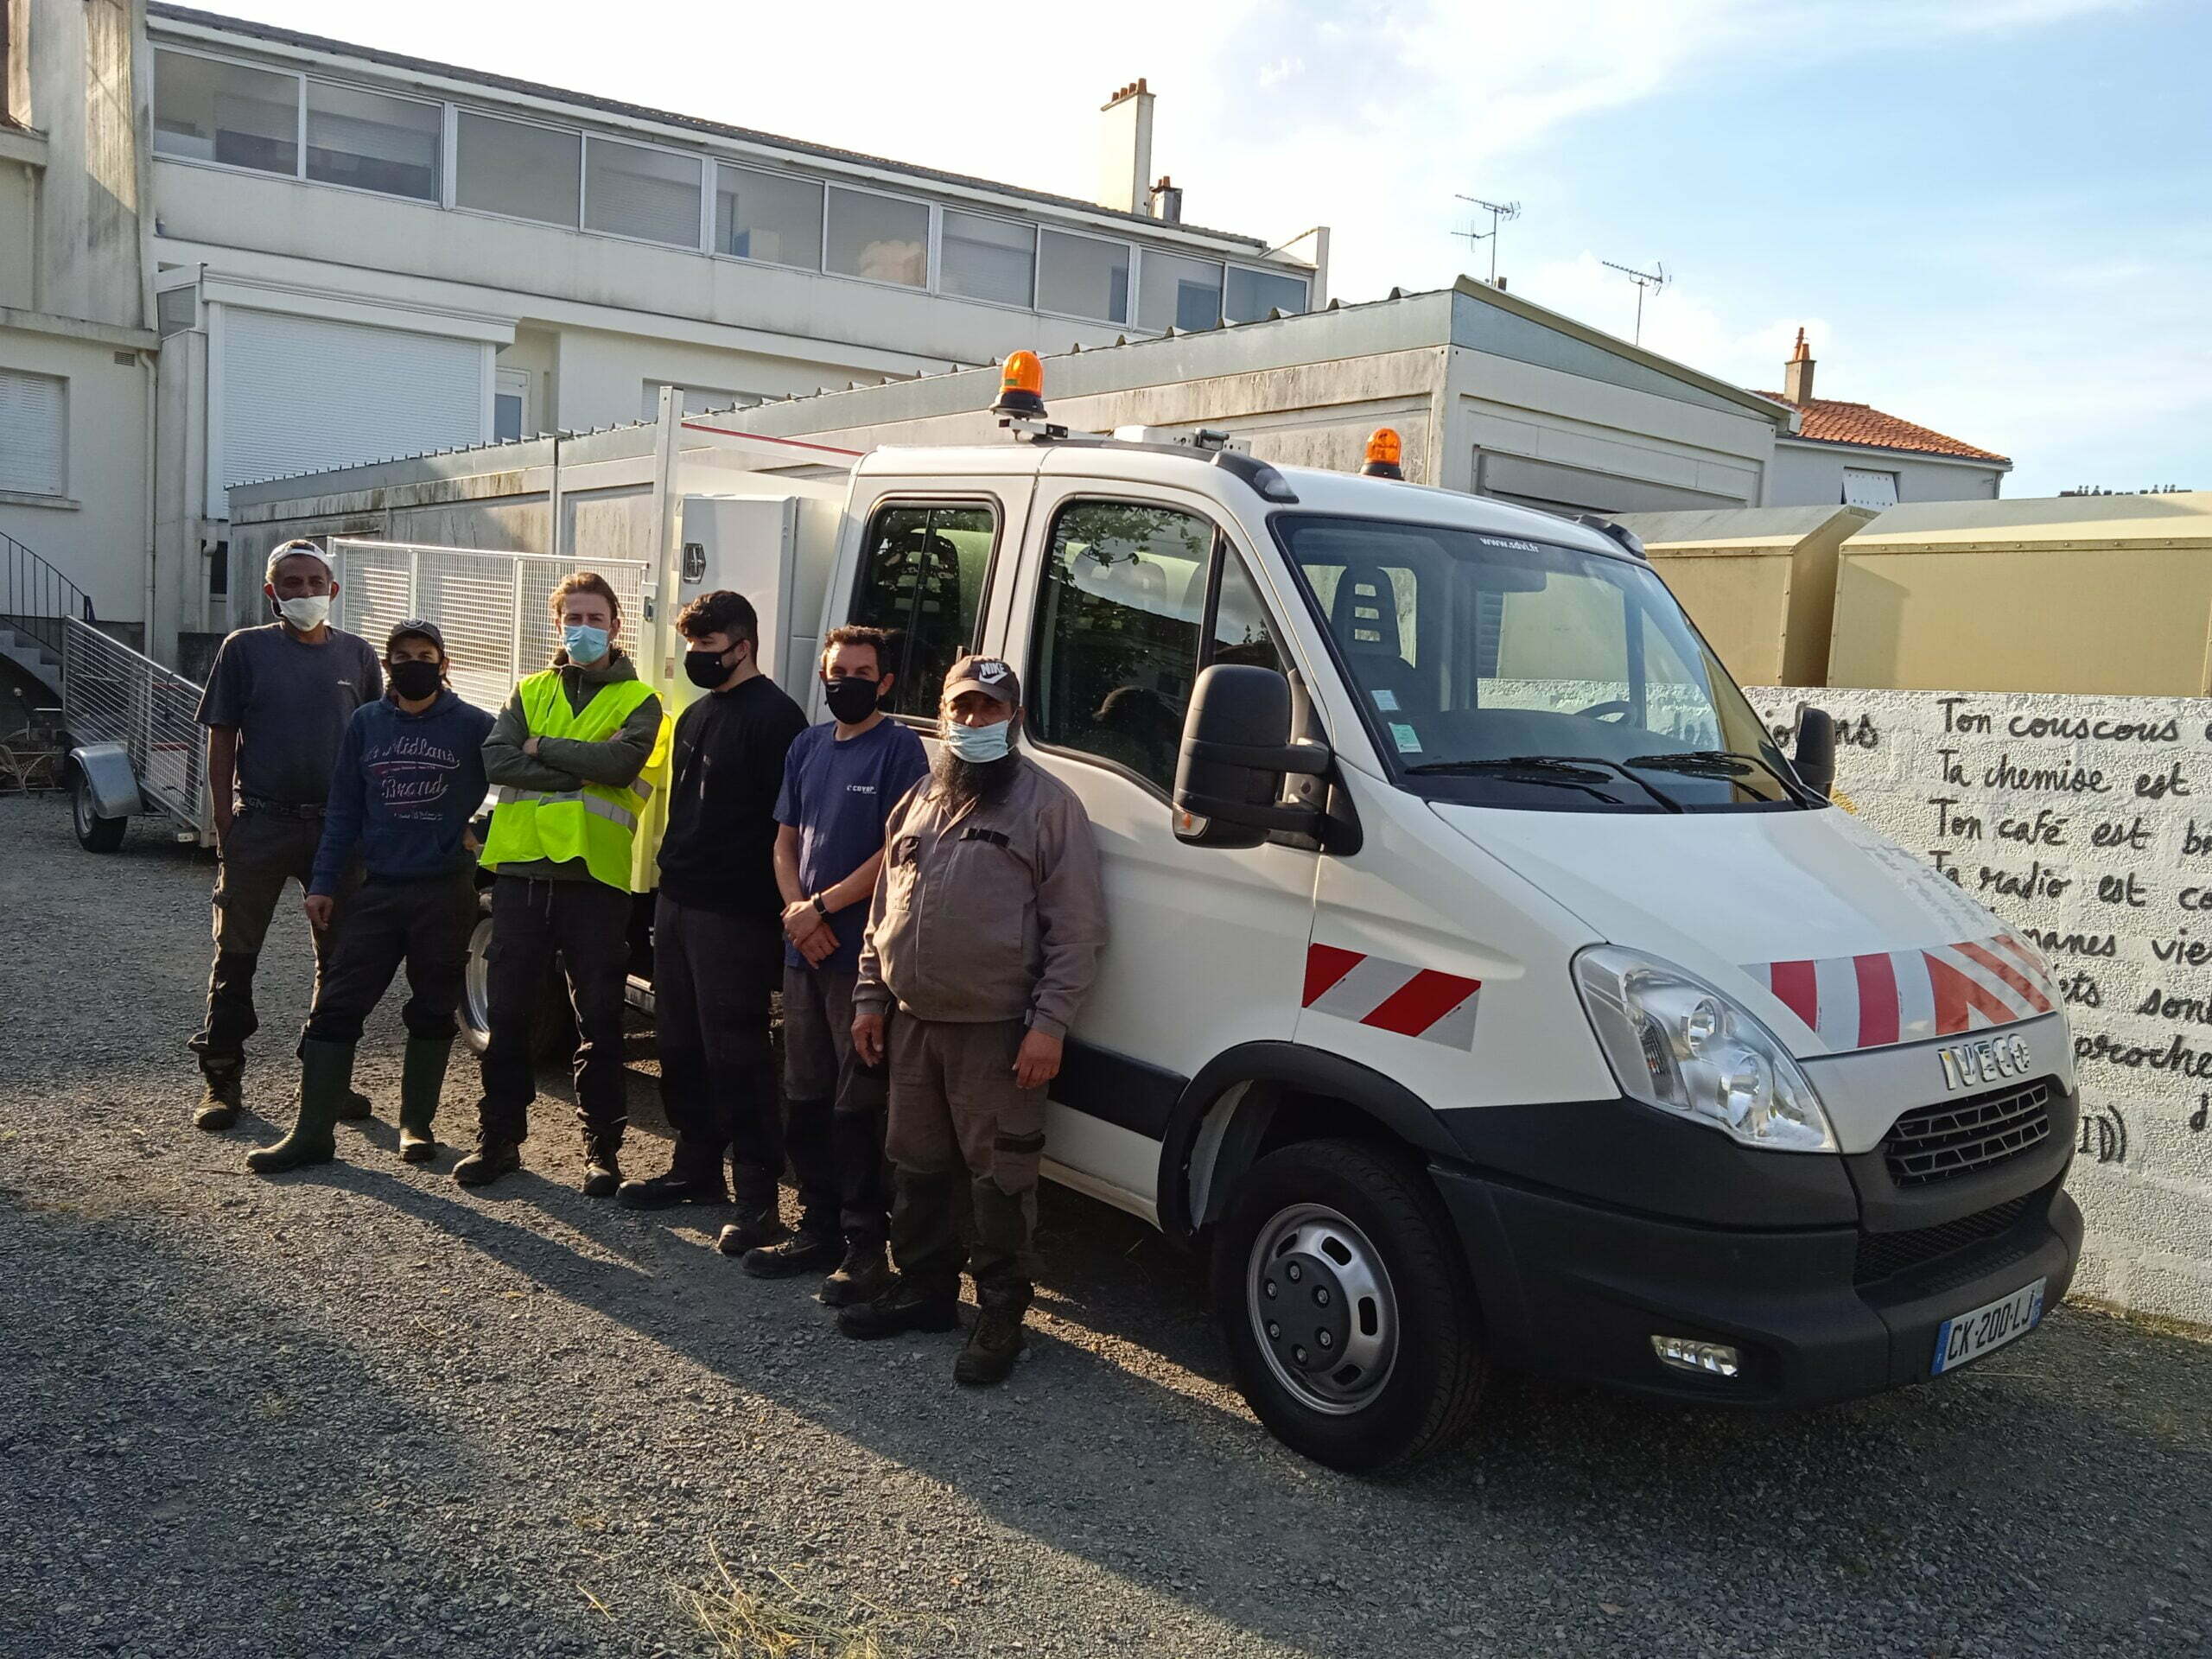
60, 615, 215, 853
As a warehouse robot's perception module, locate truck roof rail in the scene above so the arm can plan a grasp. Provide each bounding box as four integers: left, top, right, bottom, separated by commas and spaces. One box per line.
1573, 514, 1647, 560
1027, 429, 1300, 504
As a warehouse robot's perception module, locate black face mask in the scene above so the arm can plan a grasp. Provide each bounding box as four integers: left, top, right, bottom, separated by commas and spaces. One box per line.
684, 646, 737, 689
821, 675, 882, 724
387, 659, 443, 701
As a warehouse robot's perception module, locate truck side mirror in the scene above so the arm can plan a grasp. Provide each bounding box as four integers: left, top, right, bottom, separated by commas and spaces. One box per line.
1793, 705, 1836, 799
1173, 664, 1332, 849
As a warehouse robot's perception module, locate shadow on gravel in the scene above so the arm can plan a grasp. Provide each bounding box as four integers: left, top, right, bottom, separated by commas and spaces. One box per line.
0, 1198, 563, 1659
315, 1155, 2212, 1656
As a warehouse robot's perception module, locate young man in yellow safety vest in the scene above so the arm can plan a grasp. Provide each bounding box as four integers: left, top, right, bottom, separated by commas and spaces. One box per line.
456, 571, 668, 1194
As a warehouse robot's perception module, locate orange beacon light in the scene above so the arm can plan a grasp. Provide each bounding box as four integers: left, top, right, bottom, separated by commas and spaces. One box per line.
992, 351, 1047, 419
1360, 427, 1404, 480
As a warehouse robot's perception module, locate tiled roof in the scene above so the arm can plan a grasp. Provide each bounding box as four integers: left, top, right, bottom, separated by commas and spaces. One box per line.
1756, 392, 2008, 463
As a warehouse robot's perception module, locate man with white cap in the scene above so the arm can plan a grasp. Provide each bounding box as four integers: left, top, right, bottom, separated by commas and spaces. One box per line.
189, 538, 384, 1131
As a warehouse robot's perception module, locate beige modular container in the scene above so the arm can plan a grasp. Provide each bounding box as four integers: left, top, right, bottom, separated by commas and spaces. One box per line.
1611, 505, 1872, 687
1826, 493, 2212, 695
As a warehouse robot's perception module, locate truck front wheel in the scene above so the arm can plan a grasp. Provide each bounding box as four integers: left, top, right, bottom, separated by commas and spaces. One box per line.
459, 897, 575, 1064
1211, 1138, 1487, 1471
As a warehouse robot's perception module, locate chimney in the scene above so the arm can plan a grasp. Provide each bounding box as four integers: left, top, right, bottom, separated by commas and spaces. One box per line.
1098, 79, 1154, 214
1147, 175, 1182, 223
1783, 327, 1815, 404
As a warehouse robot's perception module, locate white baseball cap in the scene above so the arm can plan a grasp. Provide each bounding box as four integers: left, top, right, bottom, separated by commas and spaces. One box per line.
265, 538, 334, 582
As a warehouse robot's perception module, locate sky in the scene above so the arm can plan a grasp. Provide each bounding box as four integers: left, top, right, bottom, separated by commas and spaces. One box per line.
202, 0, 2209, 498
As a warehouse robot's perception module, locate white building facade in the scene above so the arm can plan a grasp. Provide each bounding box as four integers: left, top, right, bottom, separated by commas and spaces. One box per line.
0, 0, 159, 717
139, 3, 1322, 660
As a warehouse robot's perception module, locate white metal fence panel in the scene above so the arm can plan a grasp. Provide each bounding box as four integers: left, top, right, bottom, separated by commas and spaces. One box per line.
328, 539, 652, 715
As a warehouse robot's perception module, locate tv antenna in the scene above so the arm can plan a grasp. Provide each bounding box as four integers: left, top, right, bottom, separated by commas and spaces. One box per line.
1454, 195, 1522, 286
1601, 258, 1669, 344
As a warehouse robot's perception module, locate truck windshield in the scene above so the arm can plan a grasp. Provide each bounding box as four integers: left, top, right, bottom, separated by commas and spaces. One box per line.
1275, 513, 1808, 813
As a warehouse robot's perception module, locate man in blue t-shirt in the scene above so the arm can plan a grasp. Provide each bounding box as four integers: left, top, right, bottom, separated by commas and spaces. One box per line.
743, 626, 928, 1302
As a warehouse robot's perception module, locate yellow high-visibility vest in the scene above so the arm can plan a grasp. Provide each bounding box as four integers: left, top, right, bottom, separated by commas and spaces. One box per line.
480, 670, 668, 892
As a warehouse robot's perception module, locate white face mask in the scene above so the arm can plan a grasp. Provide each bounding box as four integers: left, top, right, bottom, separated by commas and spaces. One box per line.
276, 594, 331, 632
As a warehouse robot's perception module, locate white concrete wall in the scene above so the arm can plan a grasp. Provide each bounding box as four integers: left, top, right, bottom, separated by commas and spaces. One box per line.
1748, 683, 2212, 1328
152, 161, 1159, 379
0, 322, 151, 626
1768, 442, 2005, 508
1449, 346, 1773, 510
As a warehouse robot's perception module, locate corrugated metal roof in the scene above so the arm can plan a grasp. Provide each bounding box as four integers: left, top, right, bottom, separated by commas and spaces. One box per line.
149, 3, 1273, 251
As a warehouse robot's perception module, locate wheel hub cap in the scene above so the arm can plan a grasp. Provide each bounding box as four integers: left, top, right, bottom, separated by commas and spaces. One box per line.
1247, 1203, 1399, 1415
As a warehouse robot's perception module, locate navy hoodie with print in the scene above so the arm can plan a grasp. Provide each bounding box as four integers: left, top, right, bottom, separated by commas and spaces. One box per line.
310, 687, 495, 896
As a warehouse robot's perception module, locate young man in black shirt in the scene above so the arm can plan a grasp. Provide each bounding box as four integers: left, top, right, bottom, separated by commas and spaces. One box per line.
619, 590, 807, 1251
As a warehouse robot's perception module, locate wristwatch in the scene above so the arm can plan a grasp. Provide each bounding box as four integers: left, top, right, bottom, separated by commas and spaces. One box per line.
811, 893, 832, 920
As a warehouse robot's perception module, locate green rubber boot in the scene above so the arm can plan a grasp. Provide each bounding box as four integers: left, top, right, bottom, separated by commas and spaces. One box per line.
245, 1040, 353, 1174
397, 1034, 451, 1164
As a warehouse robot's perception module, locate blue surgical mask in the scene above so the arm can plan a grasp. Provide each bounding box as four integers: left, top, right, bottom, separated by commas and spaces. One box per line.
563, 623, 610, 665
942, 717, 1012, 764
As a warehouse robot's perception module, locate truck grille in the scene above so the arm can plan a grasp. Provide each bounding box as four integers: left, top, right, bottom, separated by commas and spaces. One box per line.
1882, 1078, 2052, 1188
1854, 1194, 2032, 1287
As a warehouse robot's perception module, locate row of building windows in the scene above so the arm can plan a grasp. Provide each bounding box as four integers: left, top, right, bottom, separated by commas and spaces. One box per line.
149, 46, 1311, 331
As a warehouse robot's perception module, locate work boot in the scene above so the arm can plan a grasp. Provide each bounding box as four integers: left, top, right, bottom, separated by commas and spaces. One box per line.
581, 1135, 623, 1198
245, 1040, 353, 1175
715, 1205, 789, 1258
453, 1129, 523, 1188
819, 1241, 893, 1308
835, 1277, 961, 1340
397, 1034, 450, 1164
194, 1062, 244, 1132
953, 1291, 1030, 1387
741, 1228, 841, 1281
616, 1147, 728, 1210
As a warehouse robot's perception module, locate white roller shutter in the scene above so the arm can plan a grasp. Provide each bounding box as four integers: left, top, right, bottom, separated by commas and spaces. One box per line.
220, 308, 484, 495
1842, 467, 1900, 510
0, 368, 67, 497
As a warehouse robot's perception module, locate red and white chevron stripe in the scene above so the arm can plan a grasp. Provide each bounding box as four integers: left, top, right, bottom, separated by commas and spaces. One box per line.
1300, 944, 1483, 1048
1746, 932, 2057, 1053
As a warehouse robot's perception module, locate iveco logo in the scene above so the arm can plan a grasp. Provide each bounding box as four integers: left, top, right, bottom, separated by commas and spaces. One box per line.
1938, 1032, 2033, 1092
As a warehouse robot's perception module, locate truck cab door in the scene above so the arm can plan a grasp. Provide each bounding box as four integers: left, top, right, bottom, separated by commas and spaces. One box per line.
992, 476, 1321, 1218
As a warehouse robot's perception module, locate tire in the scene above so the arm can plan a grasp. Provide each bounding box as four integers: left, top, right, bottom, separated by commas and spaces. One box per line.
70, 766, 127, 854
458, 893, 578, 1065
460, 902, 497, 1056
1211, 1138, 1488, 1471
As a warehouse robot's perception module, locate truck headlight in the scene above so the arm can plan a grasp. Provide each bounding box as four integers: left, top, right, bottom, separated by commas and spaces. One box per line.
1573, 946, 1837, 1152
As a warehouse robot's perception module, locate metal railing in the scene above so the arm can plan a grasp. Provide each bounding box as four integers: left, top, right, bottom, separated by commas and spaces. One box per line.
60, 614, 211, 835
2, 531, 95, 659
327, 539, 653, 714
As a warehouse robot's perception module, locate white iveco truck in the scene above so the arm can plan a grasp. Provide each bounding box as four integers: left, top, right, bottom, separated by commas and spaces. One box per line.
247, 366, 2085, 1469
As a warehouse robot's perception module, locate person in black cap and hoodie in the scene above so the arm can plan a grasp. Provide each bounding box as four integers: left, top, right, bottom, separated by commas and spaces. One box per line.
246, 620, 493, 1173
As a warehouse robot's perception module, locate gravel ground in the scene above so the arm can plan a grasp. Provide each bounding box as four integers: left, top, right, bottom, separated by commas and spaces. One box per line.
3, 789, 2209, 1659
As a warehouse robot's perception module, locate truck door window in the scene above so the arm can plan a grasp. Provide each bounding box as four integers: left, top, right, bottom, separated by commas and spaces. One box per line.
1033, 496, 1307, 792
1031, 501, 1211, 790
847, 501, 996, 718
1209, 555, 1284, 675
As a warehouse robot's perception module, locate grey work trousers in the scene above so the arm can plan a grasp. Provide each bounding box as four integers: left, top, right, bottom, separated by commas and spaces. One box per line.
189, 809, 361, 1078
883, 1014, 1046, 1303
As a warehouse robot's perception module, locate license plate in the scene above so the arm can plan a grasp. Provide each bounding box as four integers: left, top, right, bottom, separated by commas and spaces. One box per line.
1930, 1278, 2045, 1376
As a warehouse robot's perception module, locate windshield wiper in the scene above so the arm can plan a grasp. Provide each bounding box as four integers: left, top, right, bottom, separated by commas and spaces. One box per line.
1404, 754, 1683, 812
1625, 749, 1815, 804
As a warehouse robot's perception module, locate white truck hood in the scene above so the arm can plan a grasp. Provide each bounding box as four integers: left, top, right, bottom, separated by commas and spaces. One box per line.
1428, 801, 2060, 1058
